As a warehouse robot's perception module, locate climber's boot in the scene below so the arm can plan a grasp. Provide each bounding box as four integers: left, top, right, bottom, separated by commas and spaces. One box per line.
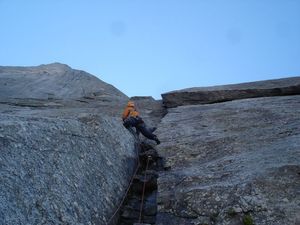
154, 136, 161, 145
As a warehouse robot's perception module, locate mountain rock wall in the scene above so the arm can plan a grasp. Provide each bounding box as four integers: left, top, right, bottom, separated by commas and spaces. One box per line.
1, 64, 299, 225
0, 64, 137, 225
162, 77, 300, 108
157, 77, 300, 225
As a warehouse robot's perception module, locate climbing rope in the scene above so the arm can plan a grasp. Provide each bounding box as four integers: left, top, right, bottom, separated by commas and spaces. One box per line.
107, 139, 141, 225
138, 155, 151, 223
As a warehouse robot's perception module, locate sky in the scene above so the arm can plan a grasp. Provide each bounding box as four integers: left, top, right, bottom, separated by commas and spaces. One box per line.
0, 0, 300, 99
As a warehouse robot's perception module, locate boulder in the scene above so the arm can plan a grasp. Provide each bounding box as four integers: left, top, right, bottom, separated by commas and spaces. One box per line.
156, 95, 300, 225
162, 77, 300, 108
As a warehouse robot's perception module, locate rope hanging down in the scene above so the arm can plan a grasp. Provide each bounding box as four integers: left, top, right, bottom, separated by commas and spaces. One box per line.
138, 155, 151, 223
107, 141, 140, 225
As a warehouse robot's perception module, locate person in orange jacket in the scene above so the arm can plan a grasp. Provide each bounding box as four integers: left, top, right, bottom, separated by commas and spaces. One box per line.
122, 101, 160, 145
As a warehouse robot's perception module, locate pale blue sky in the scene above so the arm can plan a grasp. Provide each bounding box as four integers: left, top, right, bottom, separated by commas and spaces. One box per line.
1, 0, 300, 99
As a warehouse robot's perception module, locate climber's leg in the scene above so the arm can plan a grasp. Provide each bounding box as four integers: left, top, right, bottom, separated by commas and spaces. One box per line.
149, 127, 157, 133
137, 123, 160, 145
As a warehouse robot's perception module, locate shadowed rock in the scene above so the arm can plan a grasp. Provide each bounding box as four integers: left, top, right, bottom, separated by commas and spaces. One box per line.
162, 77, 300, 108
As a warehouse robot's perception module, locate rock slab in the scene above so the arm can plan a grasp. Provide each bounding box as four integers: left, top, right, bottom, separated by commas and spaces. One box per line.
0, 62, 126, 99
162, 77, 300, 107
0, 63, 136, 225
156, 95, 300, 225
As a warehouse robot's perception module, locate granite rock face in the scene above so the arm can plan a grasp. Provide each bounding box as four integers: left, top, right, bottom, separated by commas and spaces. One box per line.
156, 95, 300, 225
0, 63, 136, 225
162, 77, 300, 108
0, 63, 125, 99
2, 63, 300, 225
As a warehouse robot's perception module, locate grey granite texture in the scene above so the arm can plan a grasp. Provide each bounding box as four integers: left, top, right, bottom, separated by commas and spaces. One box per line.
156, 95, 300, 225
0, 63, 137, 225
162, 77, 300, 108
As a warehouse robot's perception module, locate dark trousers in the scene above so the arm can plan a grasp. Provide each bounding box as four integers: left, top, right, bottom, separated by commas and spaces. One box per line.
123, 117, 158, 141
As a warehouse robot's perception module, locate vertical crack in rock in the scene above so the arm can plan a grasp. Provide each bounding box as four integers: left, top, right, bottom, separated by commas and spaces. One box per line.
117, 141, 164, 225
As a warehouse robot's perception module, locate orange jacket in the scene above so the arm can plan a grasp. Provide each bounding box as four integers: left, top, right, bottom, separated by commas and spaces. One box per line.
122, 101, 140, 120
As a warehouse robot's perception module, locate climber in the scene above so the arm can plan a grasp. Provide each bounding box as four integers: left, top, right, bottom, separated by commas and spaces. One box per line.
122, 101, 160, 145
